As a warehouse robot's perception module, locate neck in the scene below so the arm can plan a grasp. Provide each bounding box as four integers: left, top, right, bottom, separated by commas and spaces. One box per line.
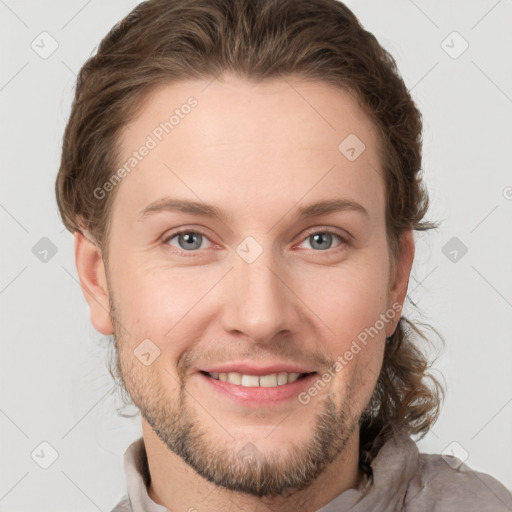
143, 420, 364, 512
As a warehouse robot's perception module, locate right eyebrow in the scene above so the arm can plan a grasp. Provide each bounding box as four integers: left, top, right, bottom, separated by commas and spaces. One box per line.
138, 198, 229, 223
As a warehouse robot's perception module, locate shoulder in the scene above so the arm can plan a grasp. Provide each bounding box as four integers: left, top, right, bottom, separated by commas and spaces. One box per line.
406, 452, 512, 511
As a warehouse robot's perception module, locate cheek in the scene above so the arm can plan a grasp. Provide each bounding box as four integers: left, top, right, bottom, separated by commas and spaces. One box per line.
301, 260, 390, 345
110, 261, 218, 342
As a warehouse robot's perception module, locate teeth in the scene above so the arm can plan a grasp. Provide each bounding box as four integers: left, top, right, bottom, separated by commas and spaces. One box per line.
241, 374, 259, 387
277, 372, 289, 385
259, 374, 278, 387
208, 371, 305, 387
227, 372, 242, 385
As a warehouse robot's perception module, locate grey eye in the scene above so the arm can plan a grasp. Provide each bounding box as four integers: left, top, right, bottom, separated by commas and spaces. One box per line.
303, 232, 342, 251
167, 231, 209, 251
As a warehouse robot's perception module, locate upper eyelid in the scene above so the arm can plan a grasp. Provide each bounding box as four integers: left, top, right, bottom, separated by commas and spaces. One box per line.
297, 229, 349, 250
163, 228, 213, 244
301, 227, 351, 241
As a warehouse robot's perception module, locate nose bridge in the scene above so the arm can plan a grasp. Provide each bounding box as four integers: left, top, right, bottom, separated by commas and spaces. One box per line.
221, 237, 296, 342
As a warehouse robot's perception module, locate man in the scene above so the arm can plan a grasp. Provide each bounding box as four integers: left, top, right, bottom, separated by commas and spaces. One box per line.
55, 0, 512, 510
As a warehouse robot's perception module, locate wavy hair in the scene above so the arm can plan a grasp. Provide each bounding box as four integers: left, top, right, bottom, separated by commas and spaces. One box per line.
55, 0, 445, 469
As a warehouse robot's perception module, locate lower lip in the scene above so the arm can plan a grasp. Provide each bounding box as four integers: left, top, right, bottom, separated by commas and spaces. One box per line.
198, 371, 318, 405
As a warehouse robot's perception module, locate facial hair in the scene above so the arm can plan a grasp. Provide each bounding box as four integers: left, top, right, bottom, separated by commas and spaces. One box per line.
108, 295, 362, 498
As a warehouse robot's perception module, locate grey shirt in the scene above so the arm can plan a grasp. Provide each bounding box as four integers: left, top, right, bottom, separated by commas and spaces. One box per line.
111, 425, 512, 511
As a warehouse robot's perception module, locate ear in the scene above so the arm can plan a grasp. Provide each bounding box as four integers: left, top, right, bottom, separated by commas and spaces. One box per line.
385, 229, 415, 337
74, 231, 114, 335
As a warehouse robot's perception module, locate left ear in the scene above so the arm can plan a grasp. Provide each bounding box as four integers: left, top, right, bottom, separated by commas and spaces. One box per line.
385, 229, 415, 337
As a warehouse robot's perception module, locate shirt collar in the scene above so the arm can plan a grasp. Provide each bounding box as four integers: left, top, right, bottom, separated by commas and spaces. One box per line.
316, 423, 420, 511
123, 437, 170, 512
122, 423, 419, 512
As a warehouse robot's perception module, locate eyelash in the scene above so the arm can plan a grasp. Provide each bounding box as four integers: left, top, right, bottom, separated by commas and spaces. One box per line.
162, 227, 350, 257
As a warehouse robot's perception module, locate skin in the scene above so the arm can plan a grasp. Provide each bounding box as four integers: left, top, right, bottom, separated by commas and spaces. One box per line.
75, 73, 414, 512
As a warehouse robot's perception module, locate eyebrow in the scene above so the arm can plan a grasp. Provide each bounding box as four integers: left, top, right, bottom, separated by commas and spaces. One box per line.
138, 197, 369, 222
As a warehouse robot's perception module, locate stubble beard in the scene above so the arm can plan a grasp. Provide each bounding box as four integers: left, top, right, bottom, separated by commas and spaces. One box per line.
109, 298, 361, 498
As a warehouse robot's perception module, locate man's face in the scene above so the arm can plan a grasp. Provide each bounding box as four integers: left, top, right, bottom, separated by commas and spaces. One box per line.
84, 74, 412, 496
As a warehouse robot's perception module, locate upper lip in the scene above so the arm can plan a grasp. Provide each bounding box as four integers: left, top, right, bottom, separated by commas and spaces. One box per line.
198, 362, 317, 376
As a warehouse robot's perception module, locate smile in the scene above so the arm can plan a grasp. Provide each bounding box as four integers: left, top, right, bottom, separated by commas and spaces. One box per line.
198, 370, 319, 405
202, 371, 314, 387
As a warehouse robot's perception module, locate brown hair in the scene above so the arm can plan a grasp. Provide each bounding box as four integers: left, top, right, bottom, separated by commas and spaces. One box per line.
56, 0, 445, 468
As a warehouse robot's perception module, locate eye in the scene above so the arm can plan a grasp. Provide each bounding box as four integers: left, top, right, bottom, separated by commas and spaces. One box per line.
162, 227, 349, 256
298, 229, 348, 251
163, 230, 212, 252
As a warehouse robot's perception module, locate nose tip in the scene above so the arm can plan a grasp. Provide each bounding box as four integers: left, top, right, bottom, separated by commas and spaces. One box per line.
220, 255, 298, 344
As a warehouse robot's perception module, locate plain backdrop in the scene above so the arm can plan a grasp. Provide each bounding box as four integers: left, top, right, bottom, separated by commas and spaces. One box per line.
1, 0, 511, 510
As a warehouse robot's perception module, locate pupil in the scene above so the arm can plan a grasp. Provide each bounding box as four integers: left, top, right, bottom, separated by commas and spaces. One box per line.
311, 233, 331, 250
179, 232, 201, 250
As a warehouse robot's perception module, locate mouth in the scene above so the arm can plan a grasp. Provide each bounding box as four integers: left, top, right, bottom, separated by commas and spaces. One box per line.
199, 370, 316, 387
197, 370, 319, 405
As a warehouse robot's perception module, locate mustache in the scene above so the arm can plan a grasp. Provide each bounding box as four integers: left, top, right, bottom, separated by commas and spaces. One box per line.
176, 342, 332, 379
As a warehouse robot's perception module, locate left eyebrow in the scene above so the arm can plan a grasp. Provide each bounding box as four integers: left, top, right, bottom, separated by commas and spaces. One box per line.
138, 197, 369, 222
296, 198, 369, 219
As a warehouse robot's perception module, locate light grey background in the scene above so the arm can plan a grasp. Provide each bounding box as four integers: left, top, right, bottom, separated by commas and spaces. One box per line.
1, 0, 511, 510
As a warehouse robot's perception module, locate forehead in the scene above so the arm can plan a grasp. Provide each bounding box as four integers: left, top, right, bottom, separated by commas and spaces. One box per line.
113, 74, 385, 225
122, 75, 380, 153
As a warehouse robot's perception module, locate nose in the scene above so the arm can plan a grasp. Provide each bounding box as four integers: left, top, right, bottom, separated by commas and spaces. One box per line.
219, 244, 301, 344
